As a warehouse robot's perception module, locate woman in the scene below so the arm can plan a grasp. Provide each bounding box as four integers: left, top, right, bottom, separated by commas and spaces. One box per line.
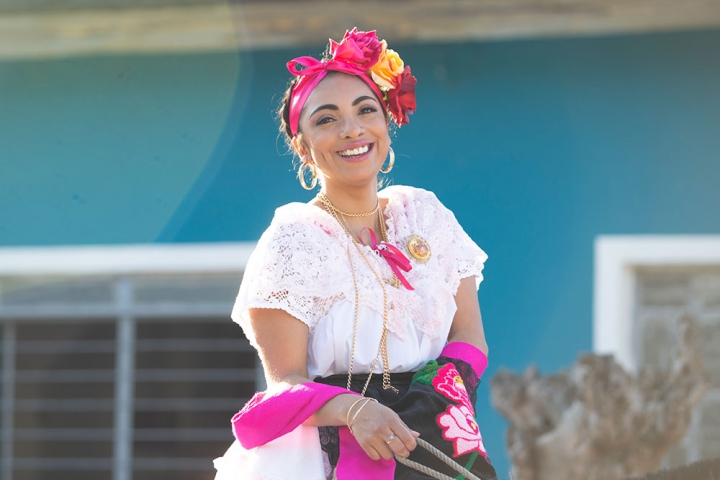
214, 29, 497, 480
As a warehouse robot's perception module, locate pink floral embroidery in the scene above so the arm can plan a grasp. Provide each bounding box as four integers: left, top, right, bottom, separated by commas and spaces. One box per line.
432, 363, 472, 410
437, 404, 488, 459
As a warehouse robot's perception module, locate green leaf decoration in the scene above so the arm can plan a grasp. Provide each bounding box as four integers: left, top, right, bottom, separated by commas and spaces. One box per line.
411, 360, 440, 386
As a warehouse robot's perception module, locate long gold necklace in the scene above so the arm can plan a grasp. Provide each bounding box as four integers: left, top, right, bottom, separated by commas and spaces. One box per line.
318, 195, 398, 394
319, 193, 401, 288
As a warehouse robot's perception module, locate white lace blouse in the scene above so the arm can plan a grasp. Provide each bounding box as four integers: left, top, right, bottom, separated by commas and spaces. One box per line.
231, 185, 487, 379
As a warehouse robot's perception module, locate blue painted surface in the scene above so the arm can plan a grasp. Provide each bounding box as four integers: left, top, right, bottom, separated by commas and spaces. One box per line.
2, 28, 720, 478
0, 54, 240, 244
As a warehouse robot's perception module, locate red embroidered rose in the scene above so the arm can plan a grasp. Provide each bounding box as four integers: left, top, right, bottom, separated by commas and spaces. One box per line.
437, 404, 488, 459
329, 28, 383, 67
432, 363, 473, 411
386, 66, 417, 126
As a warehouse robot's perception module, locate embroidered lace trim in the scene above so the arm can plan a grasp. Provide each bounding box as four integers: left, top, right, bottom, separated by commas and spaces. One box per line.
232, 186, 487, 346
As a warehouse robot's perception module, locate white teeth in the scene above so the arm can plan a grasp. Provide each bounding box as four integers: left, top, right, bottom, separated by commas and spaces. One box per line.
338, 145, 370, 157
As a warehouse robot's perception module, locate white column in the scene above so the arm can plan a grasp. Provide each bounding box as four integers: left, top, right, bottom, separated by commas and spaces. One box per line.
113, 279, 135, 480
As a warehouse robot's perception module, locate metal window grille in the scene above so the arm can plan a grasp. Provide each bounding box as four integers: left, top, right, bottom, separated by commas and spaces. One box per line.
0, 273, 257, 480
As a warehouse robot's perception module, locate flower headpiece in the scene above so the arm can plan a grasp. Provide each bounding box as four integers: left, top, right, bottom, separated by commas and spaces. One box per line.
287, 28, 417, 137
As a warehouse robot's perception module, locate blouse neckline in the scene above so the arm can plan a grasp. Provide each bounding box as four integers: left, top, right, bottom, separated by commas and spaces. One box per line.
281, 186, 401, 247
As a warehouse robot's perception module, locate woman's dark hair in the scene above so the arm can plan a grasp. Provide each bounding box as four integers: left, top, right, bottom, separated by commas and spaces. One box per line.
277, 77, 298, 145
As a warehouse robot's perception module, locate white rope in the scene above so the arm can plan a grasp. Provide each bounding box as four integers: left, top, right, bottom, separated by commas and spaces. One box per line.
394, 437, 483, 480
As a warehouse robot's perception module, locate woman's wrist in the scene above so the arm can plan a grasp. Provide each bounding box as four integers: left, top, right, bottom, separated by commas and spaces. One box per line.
346, 397, 367, 429
305, 392, 362, 427
347, 398, 378, 435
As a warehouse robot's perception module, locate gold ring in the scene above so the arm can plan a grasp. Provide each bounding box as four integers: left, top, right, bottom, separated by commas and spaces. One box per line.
385, 434, 396, 444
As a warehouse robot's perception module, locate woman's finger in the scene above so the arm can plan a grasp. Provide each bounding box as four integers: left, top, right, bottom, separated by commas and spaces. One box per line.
374, 436, 396, 461
361, 442, 381, 461
385, 431, 411, 458
391, 426, 417, 454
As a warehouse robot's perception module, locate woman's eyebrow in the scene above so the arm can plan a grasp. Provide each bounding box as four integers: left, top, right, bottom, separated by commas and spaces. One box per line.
310, 104, 338, 117
353, 95, 377, 106
310, 96, 377, 117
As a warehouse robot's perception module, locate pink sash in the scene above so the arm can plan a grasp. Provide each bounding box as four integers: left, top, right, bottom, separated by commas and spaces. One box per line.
231, 382, 395, 479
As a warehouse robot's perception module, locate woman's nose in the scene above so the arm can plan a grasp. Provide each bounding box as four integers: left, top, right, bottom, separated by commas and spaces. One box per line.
340, 116, 364, 138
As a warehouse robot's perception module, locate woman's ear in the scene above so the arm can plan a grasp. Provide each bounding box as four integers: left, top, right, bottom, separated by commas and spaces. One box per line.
291, 135, 309, 161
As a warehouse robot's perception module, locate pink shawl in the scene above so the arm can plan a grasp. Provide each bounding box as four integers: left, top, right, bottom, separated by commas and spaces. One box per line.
231, 382, 395, 478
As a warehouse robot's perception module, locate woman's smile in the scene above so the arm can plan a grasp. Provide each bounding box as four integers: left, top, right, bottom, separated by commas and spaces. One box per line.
337, 141, 374, 162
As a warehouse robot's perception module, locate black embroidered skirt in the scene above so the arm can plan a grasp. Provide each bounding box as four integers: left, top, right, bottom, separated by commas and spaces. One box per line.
314, 356, 498, 480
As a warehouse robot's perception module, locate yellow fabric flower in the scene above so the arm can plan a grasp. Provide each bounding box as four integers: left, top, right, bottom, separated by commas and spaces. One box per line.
370, 41, 405, 91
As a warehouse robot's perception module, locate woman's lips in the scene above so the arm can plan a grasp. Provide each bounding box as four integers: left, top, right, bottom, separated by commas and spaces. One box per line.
337, 143, 373, 162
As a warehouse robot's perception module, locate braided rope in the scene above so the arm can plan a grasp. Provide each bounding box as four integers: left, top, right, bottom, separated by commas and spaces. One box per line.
395, 455, 457, 480
394, 438, 483, 480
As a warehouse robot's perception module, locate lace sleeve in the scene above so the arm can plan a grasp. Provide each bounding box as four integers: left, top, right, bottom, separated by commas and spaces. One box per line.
425, 190, 488, 291
447, 205, 488, 289
230, 212, 349, 348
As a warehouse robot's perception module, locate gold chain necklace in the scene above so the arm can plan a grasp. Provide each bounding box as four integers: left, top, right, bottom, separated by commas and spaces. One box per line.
318, 195, 398, 394
318, 192, 380, 217
319, 193, 401, 289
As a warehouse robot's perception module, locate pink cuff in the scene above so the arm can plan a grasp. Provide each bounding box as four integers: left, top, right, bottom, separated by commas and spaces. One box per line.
441, 341, 488, 378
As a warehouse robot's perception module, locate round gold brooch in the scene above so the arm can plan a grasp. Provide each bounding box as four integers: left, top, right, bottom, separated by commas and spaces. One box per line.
406, 235, 431, 263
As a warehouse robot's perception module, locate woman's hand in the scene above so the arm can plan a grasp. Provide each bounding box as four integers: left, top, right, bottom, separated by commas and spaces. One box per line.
348, 400, 419, 461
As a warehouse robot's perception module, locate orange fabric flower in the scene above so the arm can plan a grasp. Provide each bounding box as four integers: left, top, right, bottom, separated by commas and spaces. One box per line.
370, 41, 405, 91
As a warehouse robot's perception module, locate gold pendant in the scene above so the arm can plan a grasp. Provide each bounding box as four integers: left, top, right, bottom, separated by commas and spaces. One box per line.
405, 235, 431, 263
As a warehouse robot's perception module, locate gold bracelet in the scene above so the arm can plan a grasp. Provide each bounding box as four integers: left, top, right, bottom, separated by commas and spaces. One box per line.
348, 398, 378, 434
345, 397, 367, 431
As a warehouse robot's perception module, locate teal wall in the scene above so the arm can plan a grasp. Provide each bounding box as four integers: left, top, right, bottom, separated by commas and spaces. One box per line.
0, 54, 241, 244
2, 28, 720, 477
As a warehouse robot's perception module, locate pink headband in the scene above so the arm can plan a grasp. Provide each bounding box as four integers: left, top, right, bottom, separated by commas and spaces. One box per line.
286, 28, 417, 137
287, 58, 386, 137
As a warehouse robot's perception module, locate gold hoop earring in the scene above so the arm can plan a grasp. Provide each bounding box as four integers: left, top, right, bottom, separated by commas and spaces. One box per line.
380, 147, 395, 174
298, 162, 318, 190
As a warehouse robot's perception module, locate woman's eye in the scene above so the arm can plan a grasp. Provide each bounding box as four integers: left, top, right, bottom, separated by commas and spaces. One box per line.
316, 116, 334, 125
360, 106, 377, 114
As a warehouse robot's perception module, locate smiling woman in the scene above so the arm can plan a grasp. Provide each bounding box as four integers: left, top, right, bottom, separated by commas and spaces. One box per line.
213, 29, 497, 480
293, 74, 391, 192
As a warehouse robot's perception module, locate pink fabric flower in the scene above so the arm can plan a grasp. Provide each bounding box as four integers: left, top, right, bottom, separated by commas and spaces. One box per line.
329, 28, 383, 67
437, 404, 488, 459
432, 363, 473, 410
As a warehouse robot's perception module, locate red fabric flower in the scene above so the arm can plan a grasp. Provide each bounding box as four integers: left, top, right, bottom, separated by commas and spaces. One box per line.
387, 66, 417, 126
329, 28, 383, 67
432, 363, 473, 411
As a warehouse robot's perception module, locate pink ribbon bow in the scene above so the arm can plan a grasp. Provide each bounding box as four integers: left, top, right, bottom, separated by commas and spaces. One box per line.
361, 228, 414, 291
286, 56, 386, 137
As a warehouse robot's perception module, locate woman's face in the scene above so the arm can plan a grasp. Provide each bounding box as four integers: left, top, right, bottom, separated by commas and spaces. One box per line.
295, 73, 390, 190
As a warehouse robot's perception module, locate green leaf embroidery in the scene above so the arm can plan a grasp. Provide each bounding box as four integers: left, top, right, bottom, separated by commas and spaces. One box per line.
411, 360, 440, 386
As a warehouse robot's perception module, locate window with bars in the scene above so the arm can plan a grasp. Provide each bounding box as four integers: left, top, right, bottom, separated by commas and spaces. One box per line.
634, 266, 720, 468
594, 236, 720, 470
0, 266, 257, 480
